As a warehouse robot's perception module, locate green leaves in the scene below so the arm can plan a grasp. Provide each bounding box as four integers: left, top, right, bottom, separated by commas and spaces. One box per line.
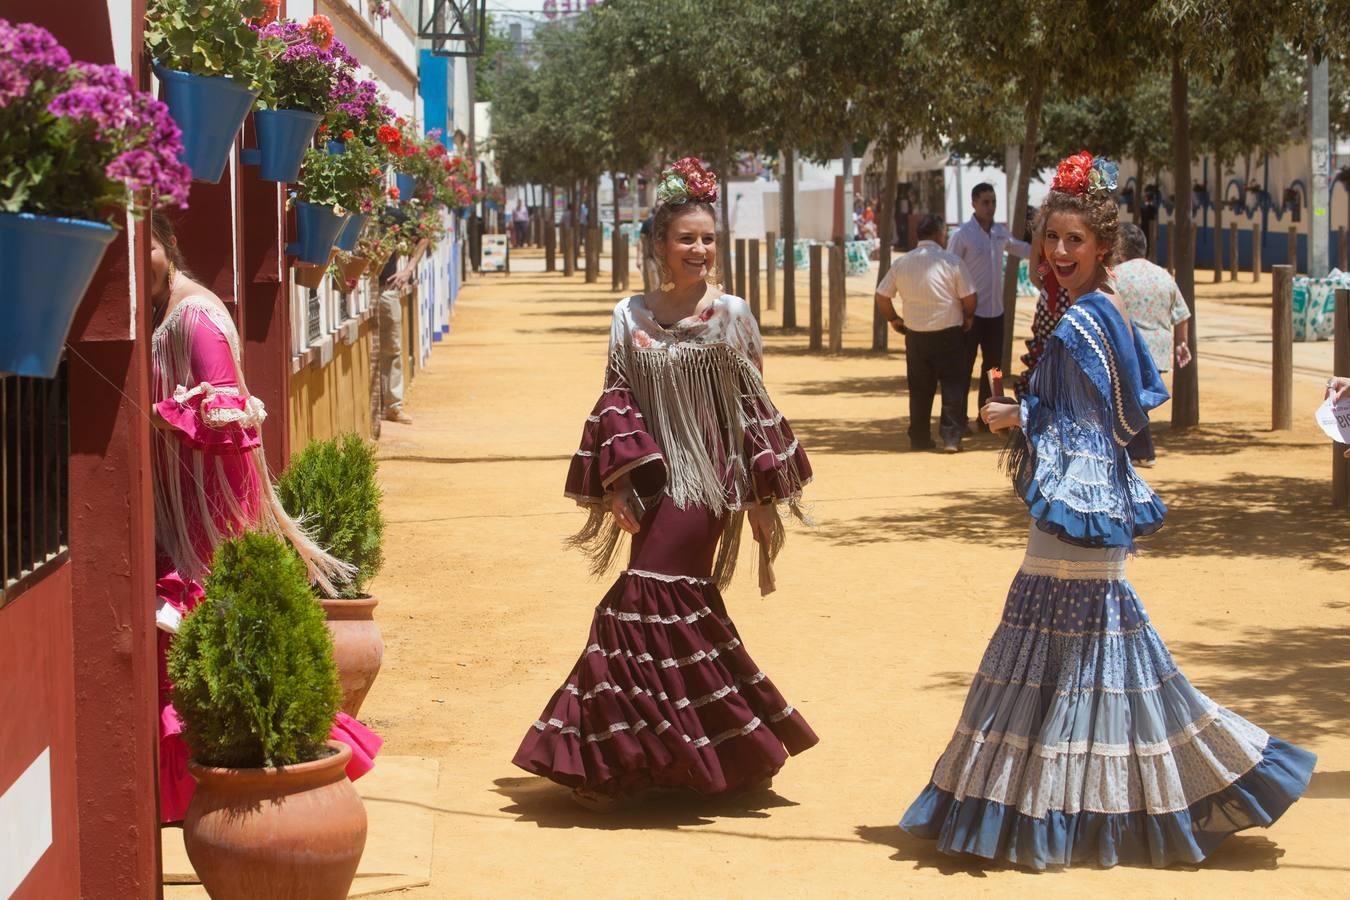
168, 532, 342, 769
146, 0, 274, 87
276, 434, 385, 600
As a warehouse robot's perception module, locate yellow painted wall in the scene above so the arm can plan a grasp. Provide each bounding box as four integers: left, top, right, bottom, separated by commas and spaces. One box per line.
289, 317, 376, 455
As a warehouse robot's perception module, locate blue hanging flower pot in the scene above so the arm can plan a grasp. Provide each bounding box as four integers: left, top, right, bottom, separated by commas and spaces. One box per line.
0, 213, 117, 377
334, 213, 369, 252
395, 173, 417, 203
288, 202, 350, 265
155, 66, 260, 184
241, 109, 323, 183
326, 141, 346, 155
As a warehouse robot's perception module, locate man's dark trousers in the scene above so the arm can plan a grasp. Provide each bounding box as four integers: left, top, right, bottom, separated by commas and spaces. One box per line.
905, 326, 967, 448
965, 313, 1003, 422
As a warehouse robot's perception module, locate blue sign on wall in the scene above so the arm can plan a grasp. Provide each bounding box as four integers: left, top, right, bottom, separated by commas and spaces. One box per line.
418, 50, 450, 146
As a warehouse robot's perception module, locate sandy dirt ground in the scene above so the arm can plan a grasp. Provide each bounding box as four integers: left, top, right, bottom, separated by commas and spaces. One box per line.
364, 247, 1349, 898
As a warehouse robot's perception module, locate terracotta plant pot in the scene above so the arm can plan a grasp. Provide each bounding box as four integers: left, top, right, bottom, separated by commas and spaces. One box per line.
320, 596, 384, 717
294, 249, 338, 289
336, 253, 369, 282
364, 248, 394, 282
183, 741, 367, 900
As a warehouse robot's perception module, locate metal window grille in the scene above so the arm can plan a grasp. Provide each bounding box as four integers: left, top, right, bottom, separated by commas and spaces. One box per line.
2, 367, 70, 608
306, 287, 322, 345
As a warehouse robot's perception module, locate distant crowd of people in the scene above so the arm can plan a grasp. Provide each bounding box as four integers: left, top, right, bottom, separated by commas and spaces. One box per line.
874, 181, 1193, 461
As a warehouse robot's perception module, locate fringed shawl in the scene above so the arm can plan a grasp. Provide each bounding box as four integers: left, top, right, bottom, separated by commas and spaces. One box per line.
1005, 292, 1168, 549
565, 295, 812, 592
151, 297, 354, 595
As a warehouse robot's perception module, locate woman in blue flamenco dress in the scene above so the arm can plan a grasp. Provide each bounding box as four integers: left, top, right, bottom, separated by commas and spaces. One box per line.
899, 152, 1316, 870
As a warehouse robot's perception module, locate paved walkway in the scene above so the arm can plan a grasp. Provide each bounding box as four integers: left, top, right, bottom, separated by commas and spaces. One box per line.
368, 248, 1348, 897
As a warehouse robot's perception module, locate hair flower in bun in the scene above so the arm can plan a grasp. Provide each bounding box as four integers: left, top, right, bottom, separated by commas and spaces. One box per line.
656, 156, 719, 205
1052, 150, 1118, 196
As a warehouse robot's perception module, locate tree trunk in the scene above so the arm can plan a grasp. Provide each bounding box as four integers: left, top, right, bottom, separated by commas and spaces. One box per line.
840, 140, 853, 242
873, 145, 898, 351
1000, 77, 1045, 371
1170, 47, 1200, 429
782, 147, 797, 328
719, 151, 734, 294
611, 169, 621, 251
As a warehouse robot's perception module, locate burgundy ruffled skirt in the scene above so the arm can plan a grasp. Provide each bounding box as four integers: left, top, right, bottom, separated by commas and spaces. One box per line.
513, 497, 818, 796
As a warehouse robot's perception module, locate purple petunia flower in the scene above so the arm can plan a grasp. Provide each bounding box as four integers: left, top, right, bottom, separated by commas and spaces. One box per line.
0, 19, 190, 219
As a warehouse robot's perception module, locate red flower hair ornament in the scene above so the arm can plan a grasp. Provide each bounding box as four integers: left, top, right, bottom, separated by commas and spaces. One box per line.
1051, 151, 1118, 196
656, 156, 719, 205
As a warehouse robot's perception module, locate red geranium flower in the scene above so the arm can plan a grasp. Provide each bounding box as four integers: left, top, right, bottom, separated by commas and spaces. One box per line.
253, 0, 280, 27
317, 123, 328, 133
1051, 151, 1094, 195
388, 186, 400, 200
342, 130, 354, 140
305, 15, 335, 52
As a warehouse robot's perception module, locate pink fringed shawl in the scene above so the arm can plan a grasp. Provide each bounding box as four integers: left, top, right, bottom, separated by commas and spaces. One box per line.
151, 297, 352, 595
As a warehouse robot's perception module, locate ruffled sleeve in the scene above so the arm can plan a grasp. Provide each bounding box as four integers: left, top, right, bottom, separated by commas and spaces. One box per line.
563, 373, 666, 504
1013, 335, 1165, 548
564, 304, 666, 504
153, 308, 265, 453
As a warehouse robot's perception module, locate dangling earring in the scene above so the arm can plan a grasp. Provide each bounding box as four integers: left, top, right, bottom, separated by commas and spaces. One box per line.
166, 259, 177, 292
704, 261, 719, 285
658, 259, 675, 292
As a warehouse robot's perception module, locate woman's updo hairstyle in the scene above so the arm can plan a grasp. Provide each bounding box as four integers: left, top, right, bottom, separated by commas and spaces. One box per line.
1034, 151, 1121, 267
150, 210, 196, 282
649, 157, 720, 246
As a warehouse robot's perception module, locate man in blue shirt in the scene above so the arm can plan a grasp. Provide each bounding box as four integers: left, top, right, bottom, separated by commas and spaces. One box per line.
947, 182, 1031, 429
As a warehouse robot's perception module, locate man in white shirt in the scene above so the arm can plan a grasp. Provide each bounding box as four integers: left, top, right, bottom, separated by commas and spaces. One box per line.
947, 183, 1031, 429
874, 214, 978, 452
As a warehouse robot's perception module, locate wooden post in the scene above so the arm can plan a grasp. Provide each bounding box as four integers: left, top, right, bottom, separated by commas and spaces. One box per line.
748, 239, 761, 321
1252, 224, 1262, 281
1339, 226, 1346, 271
735, 238, 747, 303
1272, 264, 1294, 430
1334, 288, 1349, 506
765, 230, 778, 310
562, 226, 574, 277
808, 243, 823, 350
828, 242, 845, 353
545, 221, 557, 272
586, 227, 601, 283
1213, 202, 1224, 282
1229, 222, 1239, 281
619, 233, 630, 292
610, 227, 622, 291
1148, 220, 1160, 266
1288, 224, 1298, 273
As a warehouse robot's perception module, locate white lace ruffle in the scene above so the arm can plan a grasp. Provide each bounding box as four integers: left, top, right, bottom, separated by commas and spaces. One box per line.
172, 381, 267, 430
931, 706, 1270, 817
1018, 555, 1126, 580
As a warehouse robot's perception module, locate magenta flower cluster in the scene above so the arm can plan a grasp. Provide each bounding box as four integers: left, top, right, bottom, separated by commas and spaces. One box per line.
255, 19, 358, 114
1, 19, 191, 223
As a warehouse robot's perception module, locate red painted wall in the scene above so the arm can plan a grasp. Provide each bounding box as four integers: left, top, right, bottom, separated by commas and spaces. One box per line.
1, 1, 164, 896
240, 115, 294, 475
1, 567, 79, 899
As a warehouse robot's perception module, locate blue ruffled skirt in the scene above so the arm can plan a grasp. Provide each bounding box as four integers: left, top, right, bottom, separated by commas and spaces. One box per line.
900, 524, 1316, 870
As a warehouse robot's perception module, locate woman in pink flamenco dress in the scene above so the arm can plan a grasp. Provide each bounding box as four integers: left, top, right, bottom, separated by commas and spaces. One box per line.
148, 215, 381, 823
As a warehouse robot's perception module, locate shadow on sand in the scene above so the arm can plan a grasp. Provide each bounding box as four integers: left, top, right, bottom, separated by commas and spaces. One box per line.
854, 825, 1288, 874
492, 776, 798, 831
808, 470, 1349, 572
1168, 622, 1350, 743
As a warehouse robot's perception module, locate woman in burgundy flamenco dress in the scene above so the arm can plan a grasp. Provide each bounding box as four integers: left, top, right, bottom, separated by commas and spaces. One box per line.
513, 159, 818, 806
